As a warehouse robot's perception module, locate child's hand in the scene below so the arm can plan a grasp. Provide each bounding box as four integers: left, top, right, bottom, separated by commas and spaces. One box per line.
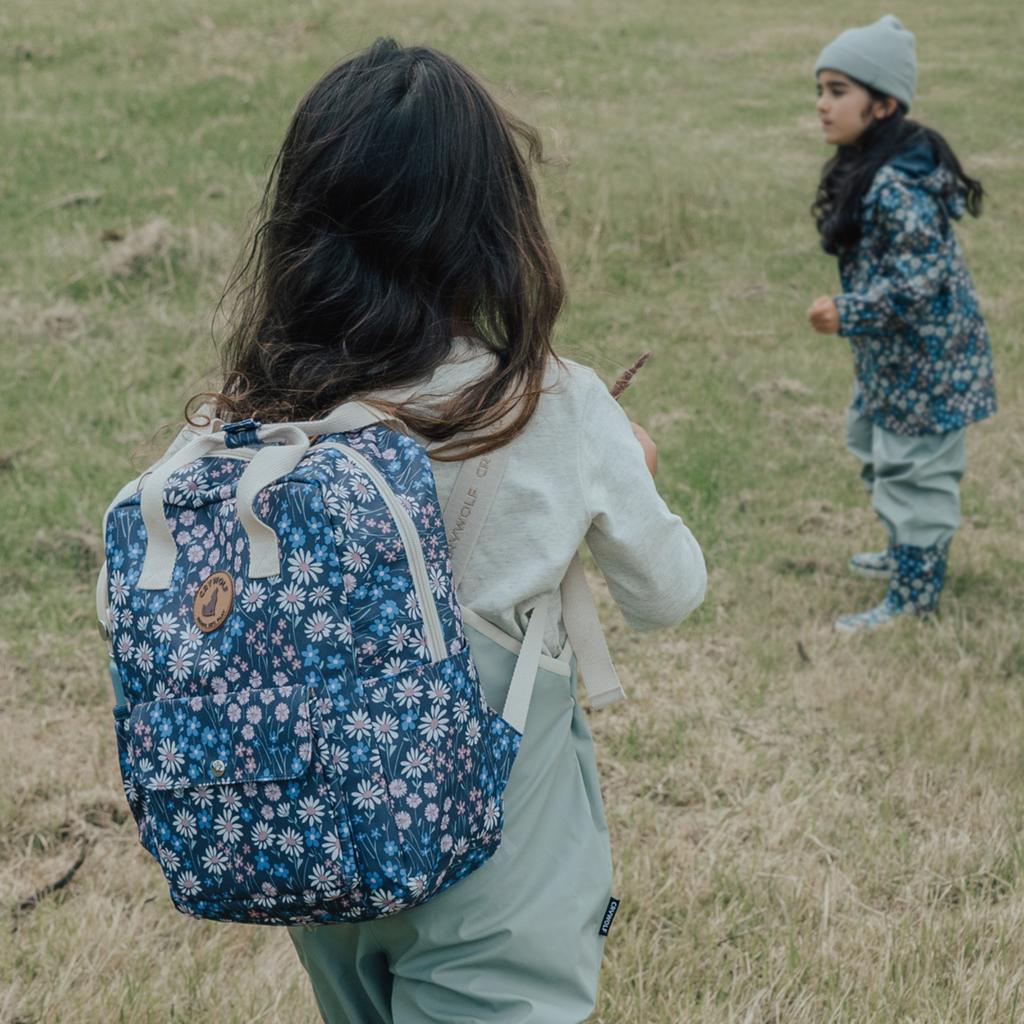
807, 296, 840, 334
631, 423, 658, 476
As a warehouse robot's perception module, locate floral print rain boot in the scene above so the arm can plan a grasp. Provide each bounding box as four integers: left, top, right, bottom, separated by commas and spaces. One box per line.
835, 540, 950, 633
848, 550, 895, 579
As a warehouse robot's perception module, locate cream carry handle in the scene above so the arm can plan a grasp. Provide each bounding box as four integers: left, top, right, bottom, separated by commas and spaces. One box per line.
137, 402, 383, 589
442, 448, 627, 712
235, 402, 387, 579
138, 433, 237, 589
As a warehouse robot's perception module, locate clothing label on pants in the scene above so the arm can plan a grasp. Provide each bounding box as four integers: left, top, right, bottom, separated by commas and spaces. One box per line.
599, 897, 620, 936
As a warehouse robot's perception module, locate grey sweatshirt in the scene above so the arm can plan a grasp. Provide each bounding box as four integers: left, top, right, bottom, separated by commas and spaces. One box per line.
400, 342, 707, 656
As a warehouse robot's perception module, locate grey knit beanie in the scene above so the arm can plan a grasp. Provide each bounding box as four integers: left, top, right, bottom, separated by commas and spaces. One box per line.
815, 15, 917, 112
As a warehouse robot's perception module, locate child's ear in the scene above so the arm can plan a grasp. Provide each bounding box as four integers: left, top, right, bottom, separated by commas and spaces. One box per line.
873, 96, 899, 121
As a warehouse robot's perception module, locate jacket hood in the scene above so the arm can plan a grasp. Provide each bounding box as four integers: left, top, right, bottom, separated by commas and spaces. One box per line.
885, 145, 966, 219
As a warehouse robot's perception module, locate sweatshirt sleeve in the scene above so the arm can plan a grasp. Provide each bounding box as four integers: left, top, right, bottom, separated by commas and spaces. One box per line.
578, 372, 706, 631
834, 180, 954, 337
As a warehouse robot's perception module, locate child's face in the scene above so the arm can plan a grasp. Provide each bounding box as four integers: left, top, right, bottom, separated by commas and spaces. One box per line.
815, 70, 891, 147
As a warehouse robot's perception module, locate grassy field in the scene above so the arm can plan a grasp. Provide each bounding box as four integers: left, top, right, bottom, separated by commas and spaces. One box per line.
2, 0, 1023, 1020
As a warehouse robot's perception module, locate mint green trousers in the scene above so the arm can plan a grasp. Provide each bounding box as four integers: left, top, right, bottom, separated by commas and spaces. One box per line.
289, 623, 613, 1024
845, 409, 967, 548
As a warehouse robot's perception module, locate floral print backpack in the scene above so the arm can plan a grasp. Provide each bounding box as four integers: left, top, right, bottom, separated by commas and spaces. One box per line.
95, 403, 550, 926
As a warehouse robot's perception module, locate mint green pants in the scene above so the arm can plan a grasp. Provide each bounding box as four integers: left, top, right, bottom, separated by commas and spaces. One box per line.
845, 409, 966, 548
289, 623, 613, 1024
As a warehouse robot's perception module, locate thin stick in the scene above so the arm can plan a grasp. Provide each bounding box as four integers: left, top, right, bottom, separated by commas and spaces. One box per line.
610, 352, 651, 400
12, 839, 91, 929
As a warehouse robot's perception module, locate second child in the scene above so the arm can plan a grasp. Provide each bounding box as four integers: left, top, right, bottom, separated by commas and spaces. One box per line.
807, 15, 996, 632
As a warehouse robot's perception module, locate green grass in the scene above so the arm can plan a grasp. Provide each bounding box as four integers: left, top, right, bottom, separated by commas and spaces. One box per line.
2, 0, 1024, 1021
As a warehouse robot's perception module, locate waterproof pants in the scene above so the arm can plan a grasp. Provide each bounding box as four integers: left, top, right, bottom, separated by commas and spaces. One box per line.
845, 408, 966, 548
289, 622, 614, 1024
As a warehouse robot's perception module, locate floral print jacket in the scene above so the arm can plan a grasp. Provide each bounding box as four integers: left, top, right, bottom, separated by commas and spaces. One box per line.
833, 147, 996, 436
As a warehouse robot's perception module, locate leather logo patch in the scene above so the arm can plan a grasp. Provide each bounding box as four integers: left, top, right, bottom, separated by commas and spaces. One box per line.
194, 572, 234, 633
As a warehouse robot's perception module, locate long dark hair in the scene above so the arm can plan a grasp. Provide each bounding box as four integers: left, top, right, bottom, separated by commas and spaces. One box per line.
208, 38, 565, 458
812, 83, 984, 255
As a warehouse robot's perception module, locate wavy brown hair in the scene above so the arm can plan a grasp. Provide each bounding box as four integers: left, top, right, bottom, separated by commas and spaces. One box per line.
207, 38, 565, 459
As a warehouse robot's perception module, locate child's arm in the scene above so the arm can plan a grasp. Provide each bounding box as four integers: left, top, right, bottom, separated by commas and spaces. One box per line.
580, 375, 705, 630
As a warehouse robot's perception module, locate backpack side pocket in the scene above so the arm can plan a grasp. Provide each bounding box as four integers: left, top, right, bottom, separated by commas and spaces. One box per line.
112, 703, 144, 824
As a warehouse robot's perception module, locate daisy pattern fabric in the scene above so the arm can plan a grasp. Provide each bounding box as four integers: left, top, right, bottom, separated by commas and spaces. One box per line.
833, 157, 997, 436
105, 425, 520, 925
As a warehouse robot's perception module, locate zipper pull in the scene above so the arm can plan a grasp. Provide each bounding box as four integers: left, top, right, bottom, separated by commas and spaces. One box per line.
222, 418, 263, 449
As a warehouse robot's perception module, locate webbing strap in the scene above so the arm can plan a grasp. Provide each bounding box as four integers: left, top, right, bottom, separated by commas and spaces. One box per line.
231, 405, 384, 578
235, 428, 311, 579
291, 402, 386, 436
501, 595, 550, 734
95, 561, 110, 646
440, 443, 627, 714
442, 446, 512, 590
138, 433, 234, 589
559, 553, 627, 708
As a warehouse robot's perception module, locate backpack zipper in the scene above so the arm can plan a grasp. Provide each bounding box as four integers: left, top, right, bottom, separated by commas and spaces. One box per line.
317, 442, 448, 664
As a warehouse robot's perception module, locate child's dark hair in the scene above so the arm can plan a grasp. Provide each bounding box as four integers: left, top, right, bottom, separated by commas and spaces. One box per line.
812, 81, 984, 254
211, 38, 564, 458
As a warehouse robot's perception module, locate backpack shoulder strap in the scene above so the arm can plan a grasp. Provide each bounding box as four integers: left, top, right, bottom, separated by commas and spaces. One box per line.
559, 553, 626, 708
442, 446, 512, 589
440, 445, 626, 710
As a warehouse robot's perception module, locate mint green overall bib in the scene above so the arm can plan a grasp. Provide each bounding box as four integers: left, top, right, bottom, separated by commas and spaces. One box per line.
289, 621, 614, 1024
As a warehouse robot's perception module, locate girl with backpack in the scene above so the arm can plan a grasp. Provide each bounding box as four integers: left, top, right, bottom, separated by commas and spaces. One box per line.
209, 38, 706, 1024
806, 15, 996, 633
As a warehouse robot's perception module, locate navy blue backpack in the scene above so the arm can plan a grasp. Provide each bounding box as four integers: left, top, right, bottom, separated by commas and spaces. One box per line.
96, 405, 534, 925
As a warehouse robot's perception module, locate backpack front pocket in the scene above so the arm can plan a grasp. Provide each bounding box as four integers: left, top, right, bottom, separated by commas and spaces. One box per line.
122, 684, 360, 923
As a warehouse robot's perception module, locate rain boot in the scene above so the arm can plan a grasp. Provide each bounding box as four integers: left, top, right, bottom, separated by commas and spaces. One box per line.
835, 540, 950, 633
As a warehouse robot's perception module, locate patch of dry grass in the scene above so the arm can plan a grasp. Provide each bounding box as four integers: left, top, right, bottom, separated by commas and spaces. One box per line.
0, 630, 322, 1024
